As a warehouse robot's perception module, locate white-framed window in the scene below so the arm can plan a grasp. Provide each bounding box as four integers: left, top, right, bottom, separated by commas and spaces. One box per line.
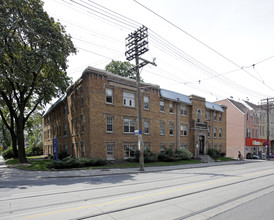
160, 121, 165, 135
106, 143, 114, 159
180, 144, 188, 150
169, 102, 174, 113
180, 104, 188, 116
160, 144, 166, 152
106, 116, 114, 132
124, 144, 136, 158
180, 124, 188, 136
160, 100, 165, 112
144, 96, 149, 110
123, 118, 135, 133
213, 111, 217, 120
219, 112, 222, 121
106, 88, 113, 104
123, 92, 135, 107
219, 128, 222, 138
144, 120, 150, 134
205, 110, 210, 120
214, 127, 217, 138
246, 128, 250, 138
169, 122, 174, 136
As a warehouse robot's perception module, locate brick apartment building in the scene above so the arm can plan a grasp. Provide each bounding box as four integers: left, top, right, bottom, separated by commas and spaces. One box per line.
42, 66, 227, 160
215, 98, 272, 159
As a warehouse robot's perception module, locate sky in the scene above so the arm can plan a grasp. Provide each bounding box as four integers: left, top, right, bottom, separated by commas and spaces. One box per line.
43, 0, 274, 105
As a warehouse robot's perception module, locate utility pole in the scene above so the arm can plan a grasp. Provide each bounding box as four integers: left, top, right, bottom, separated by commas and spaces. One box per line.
261, 98, 274, 160
125, 26, 156, 171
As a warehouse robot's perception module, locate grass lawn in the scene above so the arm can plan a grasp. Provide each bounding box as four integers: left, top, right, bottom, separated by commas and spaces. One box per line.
5, 156, 236, 171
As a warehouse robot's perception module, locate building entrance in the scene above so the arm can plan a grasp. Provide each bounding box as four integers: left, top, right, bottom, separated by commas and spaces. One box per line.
199, 135, 205, 154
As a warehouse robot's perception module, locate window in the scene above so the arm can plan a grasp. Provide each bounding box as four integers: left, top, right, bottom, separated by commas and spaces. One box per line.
219, 112, 222, 121
144, 143, 150, 150
123, 92, 135, 107
208, 126, 210, 138
197, 109, 202, 122
64, 124, 67, 136
169, 102, 174, 113
219, 144, 222, 153
81, 115, 84, 133
160, 121, 165, 135
124, 119, 135, 133
213, 112, 217, 120
106, 116, 114, 132
252, 128, 254, 137
219, 128, 222, 138
106, 88, 113, 104
180, 144, 188, 150
247, 113, 249, 120
81, 142, 84, 158
144, 96, 149, 110
160, 144, 166, 152
106, 144, 114, 159
124, 144, 136, 158
144, 120, 150, 134
180, 104, 188, 116
169, 143, 175, 150
180, 124, 188, 136
246, 128, 250, 138
160, 100, 165, 112
169, 122, 174, 136
214, 127, 217, 138
205, 111, 210, 120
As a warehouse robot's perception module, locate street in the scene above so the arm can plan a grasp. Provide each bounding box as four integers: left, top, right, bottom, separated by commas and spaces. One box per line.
1, 160, 274, 220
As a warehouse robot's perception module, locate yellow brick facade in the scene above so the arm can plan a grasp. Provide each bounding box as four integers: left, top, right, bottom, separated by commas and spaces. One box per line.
43, 67, 226, 160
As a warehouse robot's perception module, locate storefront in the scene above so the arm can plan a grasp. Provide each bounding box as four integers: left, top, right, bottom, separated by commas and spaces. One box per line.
245, 138, 269, 158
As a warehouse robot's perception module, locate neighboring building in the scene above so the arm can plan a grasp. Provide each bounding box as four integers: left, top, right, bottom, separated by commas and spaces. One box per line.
43, 66, 226, 160
215, 99, 271, 159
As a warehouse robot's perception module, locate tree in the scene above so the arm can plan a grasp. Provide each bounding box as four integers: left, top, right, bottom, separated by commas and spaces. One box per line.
0, 0, 76, 163
105, 60, 138, 79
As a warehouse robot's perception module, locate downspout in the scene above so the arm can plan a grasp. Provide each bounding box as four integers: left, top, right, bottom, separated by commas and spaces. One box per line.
176, 100, 179, 150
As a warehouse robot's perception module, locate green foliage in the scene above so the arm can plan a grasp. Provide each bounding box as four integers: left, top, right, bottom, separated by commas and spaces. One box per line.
208, 149, 220, 160
220, 152, 226, 157
2, 146, 13, 160
47, 157, 106, 169
105, 60, 141, 80
0, 0, 76, 163
135, 149, 158, 163
58, 151, 71, 160
175, 148, 193, 160
25, 145, 43, 157
158, 148, 193, 162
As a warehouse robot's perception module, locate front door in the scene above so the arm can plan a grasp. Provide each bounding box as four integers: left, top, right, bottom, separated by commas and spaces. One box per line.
199, 135, 205, 154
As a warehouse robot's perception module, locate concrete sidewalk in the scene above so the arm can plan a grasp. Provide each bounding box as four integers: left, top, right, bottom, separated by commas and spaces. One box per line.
0, 155, 267, 179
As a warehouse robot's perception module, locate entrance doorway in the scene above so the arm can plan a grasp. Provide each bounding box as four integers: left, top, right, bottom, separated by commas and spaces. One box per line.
199, 135, 205, 154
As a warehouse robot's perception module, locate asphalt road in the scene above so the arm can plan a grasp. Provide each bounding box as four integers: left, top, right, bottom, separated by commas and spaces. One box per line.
1, 158, 274, 220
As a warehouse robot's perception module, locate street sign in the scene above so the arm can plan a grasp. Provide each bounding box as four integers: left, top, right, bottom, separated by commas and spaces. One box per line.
134, 130, 142, 135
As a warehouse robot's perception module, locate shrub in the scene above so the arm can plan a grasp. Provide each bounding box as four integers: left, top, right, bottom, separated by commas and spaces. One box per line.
175, 148, 193, 160
220, 152, 226, 157
25, 145, 43, 157
58, 151, 71, 160
2, 147, 13, 160
158, 148, 178, 162
94, 158, 107, 166
208, 149, 220, 160
135, 149, 158, 163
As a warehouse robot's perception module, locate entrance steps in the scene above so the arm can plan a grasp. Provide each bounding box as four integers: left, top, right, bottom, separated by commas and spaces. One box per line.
198, 154, 215, 163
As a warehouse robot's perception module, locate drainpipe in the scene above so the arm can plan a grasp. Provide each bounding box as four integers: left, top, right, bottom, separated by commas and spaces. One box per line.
176, 99, 179, 150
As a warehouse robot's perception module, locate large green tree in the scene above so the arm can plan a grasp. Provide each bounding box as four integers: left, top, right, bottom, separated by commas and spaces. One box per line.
0, 0, 76, 163
105, 60, 137, 79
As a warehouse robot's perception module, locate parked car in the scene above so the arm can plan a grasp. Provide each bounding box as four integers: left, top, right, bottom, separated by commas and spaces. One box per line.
252, 154, 260, 159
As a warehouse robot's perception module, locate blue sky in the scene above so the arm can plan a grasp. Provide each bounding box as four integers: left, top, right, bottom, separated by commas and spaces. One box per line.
43, 0, 274, 104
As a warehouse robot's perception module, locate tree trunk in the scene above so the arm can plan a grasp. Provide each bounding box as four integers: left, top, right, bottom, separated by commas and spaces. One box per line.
17, 115, 27, 163
11, 133, 18, 158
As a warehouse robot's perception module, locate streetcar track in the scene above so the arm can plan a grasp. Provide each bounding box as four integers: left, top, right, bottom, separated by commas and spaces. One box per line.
69, 172, 274, 220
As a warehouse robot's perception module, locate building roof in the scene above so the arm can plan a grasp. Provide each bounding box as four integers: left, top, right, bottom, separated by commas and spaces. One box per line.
206, 101, 224, 112
228, 99, 248, 113
160, 89, 192, 105
43, 94, 67, 117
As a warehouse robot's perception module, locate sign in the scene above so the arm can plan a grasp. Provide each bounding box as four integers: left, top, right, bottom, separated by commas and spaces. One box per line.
134, 130, 142, 135
246, 138, 269, 147
53, 137, 58, 161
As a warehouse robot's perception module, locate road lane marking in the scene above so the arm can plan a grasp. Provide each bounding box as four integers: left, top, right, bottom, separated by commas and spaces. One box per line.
26, 168, 274, 219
